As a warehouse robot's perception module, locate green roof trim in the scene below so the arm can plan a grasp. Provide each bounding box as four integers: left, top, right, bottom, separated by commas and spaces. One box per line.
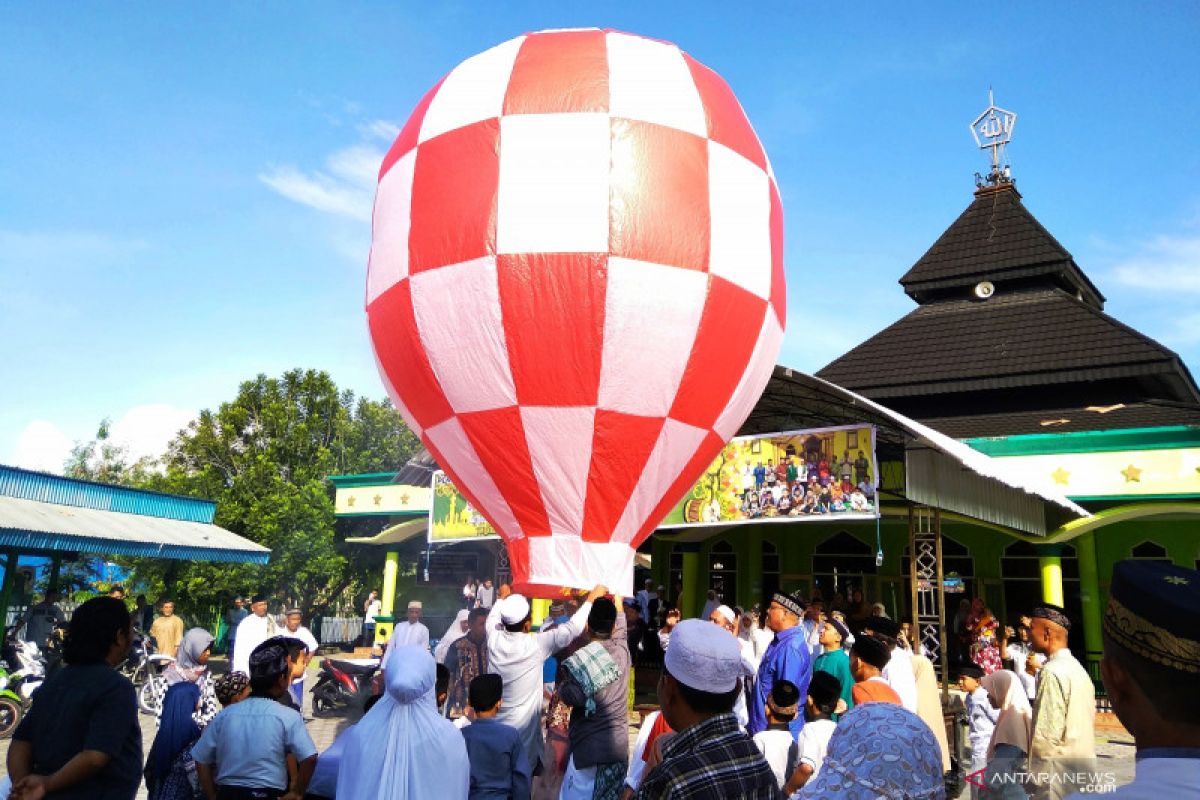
327, 472, 400, 488
962, 426, 1200, 457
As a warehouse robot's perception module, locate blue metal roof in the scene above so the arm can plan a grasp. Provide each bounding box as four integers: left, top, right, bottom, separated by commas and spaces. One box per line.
0, 465, 215, 523
0, 465, 269, 564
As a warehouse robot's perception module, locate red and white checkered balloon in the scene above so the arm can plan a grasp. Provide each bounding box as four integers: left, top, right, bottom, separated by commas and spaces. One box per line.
367, 29, 785, 595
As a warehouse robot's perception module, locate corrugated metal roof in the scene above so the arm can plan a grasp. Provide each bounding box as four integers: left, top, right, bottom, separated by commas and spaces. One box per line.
0, 465, 215, 523
0, 494, 270, 563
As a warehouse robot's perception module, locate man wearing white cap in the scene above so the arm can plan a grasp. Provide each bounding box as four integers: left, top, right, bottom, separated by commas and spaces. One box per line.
381, 600, 430, 675
708, 605, 758, 730
487, 584, 609, 772
636, 619, 778, 799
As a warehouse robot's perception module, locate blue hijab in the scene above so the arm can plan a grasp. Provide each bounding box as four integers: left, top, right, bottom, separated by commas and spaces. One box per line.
148, 681, 201, 779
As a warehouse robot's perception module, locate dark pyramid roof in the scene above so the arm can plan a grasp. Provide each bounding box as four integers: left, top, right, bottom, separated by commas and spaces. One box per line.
899, 183, 1105, 307
815, 287, 1198, 402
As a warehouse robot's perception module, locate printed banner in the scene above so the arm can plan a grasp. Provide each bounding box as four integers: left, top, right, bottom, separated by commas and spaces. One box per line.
429, 470, 499, 542
659, 425, 880, 528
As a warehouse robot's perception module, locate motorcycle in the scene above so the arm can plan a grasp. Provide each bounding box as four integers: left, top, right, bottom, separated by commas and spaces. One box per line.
0, 668, 24, 738
310, 656, 379, 717
118, 629, 159, 686
1, 629, 46, 705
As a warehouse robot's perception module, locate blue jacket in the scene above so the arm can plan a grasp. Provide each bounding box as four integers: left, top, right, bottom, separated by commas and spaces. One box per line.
749, 625, 812, 737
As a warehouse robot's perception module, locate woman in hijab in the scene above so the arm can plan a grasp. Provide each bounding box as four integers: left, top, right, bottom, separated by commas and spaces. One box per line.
434, 609, 470, 664
144, 680, 203, 800
798, 702, 945, 799
980, 669, 1033, 799
162, 627, 219, 727
336, 645, 469, 800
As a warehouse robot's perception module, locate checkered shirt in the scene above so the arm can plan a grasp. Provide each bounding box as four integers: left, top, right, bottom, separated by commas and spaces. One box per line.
366, 29, 786, 593
634, 712, 782, 800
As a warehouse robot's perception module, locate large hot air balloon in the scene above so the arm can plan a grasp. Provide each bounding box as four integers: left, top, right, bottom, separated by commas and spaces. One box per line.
367, 29, 785, 595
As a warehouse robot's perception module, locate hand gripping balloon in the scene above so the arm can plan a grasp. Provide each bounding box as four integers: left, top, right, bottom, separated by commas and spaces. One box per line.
367, 29, 785, 595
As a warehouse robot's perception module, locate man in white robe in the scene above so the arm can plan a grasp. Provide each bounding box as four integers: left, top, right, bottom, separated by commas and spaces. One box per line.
487, 585, 607, 770
381, 601, 430, 675
232, 594, 277, 675
864, 616, 918, 713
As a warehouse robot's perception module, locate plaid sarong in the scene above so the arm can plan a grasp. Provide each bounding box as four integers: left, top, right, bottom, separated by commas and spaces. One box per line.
562, 641, 620, 716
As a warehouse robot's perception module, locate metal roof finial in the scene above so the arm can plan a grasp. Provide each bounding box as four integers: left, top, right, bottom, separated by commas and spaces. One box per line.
970, 88, 1016, 187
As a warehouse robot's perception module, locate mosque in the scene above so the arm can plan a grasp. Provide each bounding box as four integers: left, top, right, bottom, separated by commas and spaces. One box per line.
331, 98, 1200, 689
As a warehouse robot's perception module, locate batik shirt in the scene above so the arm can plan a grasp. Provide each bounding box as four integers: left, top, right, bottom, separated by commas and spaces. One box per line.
635, 712, 781, 800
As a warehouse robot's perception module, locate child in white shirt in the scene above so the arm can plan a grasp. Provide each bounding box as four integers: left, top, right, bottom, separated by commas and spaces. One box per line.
752, 679, 802, 792
786, 671, 841, 795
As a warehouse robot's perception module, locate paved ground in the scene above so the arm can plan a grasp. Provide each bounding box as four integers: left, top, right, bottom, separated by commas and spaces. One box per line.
0, 658, 1136, 798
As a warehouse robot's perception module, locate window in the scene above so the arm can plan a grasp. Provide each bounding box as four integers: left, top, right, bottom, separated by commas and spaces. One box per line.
1131, 541, 1171, 562
762, 540, 780, 601
709, 541, 737, 606
812, 531, 876, 601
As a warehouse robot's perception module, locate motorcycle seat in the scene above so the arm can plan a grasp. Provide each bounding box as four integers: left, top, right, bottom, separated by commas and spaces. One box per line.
329, 659, 377, 676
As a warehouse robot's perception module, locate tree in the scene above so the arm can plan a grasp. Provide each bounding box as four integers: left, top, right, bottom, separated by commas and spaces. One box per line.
64, 418, 158, 486
84, 369, 420, 619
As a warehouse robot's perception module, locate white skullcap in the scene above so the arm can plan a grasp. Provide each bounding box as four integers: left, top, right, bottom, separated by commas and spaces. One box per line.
499, 594, 531, 625
407, 600, 422, 610
664, 618, 740, 693
713, 605, 736, 624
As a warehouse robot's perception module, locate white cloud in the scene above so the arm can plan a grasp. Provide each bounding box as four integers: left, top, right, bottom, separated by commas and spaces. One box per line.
1110, 234, 1200, 292
358, 119, 401, 142
108, 404, 196, 463
259, 131, 388, 222
9, 404, 194, 476
11, 420, 74, 474
259, 162, 374, 221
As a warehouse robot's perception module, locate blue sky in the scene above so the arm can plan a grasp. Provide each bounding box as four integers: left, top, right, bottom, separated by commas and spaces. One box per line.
2, 3, 1198, 471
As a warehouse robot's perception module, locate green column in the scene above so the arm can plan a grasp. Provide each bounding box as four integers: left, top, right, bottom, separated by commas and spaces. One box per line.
376, 550, 399, 644
1036, 543, 1064, 606
743, 533, 763, 611
680, 547, 700, 619
1076, 532, 1104, 661
47, 556, 62, 594
0, 551, 18, 629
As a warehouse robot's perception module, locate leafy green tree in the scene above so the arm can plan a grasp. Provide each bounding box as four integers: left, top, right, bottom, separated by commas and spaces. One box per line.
64, 418, 158, 486
76, 369, 420, 619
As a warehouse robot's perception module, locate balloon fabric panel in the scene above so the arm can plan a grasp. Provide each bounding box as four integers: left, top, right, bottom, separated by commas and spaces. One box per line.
608, 118, 710, 272
407, 120, 499, 273
580, 411, 668, 543
366, 29, 786, 593
503, 29, 610, 115
496, 253, 607, 406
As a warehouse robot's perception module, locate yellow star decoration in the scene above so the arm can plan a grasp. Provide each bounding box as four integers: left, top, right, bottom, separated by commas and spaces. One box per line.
1051, 467, 1070, 485
1165, 575, 1189, 586
400, 493, 410, 505
373, 494, 383, 506
1121, 464, 1142, 483
346, 495, 356, 507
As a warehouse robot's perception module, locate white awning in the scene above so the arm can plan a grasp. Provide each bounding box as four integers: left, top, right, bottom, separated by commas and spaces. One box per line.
745, 369, 1089, 536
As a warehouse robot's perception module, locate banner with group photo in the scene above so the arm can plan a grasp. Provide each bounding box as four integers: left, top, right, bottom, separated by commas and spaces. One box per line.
659, 424, 880, 528
429, 470, 499, 542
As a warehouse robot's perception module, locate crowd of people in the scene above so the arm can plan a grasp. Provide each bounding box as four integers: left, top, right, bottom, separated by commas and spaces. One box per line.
4, 558, 1197, 799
